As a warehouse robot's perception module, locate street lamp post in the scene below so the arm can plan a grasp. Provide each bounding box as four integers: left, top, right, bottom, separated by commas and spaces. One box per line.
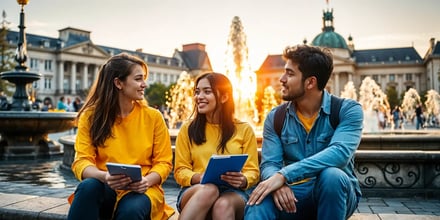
0, 0, 41, 111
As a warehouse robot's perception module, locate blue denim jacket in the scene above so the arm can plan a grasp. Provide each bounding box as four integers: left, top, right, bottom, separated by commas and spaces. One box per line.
260, 90, 363, 196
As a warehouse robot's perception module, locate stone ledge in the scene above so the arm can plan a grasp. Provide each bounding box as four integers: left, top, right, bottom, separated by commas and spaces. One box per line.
0, 195, 438, 220
355, 150, 440, 161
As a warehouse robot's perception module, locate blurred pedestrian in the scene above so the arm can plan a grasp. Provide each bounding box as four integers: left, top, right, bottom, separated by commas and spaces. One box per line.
415, 103, 424, 130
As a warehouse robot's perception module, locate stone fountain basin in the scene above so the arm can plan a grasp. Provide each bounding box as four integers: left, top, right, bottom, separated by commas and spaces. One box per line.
170, 128, 440, 150
0, 111, 77, 133
0, 111, 77, 159
360, 130, 440, 150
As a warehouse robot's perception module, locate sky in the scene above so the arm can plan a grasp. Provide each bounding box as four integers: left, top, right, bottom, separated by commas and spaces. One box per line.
2, 0, 440, 73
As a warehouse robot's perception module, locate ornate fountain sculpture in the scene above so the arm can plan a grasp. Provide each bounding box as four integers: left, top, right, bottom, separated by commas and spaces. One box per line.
0, 0, 76, 160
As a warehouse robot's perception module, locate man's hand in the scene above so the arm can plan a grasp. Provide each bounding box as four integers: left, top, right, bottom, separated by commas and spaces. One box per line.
247, 173, 286, 205
272, 185, 297, 213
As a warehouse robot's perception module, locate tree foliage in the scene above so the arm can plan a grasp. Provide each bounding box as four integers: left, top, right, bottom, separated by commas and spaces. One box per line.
386, 86, 399, 109
0, 26, 15, 96
145, 82, 172, 108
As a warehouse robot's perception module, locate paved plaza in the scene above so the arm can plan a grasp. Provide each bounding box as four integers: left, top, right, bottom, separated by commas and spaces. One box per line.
0, 169, 439, 219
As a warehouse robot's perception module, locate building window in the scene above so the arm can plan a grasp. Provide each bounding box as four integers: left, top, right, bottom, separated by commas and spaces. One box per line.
148, 72, 155, 82
389, 74, 395, 82
63, 79, 69, 90
76, 79, 81, 90
44, 60, 52, 71
405, 73, 412, 81
44, 77, 52, 89
148, 57, 156, 63
30, 58, 39, 69
164, 73, 169, 83
372, 75, 379, 82
33, 81, 38, 88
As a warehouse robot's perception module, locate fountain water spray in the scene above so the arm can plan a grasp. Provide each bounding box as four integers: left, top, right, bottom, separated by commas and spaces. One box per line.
224, 16, 259, 126
165, 16, 261, 129
261, 86, 278, 129
165, 71, 194, 129
340, 81, 357, 101
357, 77, 390, 132
401, 88, 421, 124
424, 89, 440, 127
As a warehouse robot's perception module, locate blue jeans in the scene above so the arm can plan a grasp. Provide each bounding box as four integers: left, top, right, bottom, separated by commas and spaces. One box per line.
245, 167, 359, 220
416, 116, 423, 130
67, 178, 151, 220
394, 119, 400, 129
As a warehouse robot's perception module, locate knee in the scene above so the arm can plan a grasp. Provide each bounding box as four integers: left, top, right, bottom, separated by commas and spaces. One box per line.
212, 197, 234, 216
317, 168, 349, 192
116, 194, 151, 218
196, 184, 220, 201
76, 178, 104, 196
244, 196, 276, 219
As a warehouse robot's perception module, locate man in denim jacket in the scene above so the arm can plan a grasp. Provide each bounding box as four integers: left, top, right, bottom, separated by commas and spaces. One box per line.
245, 45, 363, 220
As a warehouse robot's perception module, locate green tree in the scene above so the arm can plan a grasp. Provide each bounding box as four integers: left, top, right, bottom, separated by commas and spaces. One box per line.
419, 90, 428, 107
0, 26, 15, 96
386, 86, 399, 109
145, 82, 172, 108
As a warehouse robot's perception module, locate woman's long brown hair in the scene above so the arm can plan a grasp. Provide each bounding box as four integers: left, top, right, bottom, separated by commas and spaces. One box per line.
188, 72, 235, 153
77, 53, 148, 147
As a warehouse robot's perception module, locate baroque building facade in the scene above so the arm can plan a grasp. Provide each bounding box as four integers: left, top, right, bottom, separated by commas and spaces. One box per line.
3, 8, 440, 110
255, 8, 440, 103
5, 27, 212, 105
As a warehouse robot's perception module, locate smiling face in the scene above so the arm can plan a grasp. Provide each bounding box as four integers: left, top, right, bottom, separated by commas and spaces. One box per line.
280, 59, 306, 101
194, 77, 218, 120
115, 64, 147, 102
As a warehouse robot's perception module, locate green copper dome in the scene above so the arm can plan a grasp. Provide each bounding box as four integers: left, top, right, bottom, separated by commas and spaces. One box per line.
311, 8, 348, 49
312, 31, 348, 49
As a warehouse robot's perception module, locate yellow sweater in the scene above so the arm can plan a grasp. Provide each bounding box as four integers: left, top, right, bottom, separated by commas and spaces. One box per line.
174, 121, 260, 189
71, 101, 174, 220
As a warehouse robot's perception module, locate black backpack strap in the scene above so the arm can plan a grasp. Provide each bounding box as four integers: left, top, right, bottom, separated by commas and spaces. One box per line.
330, 95, 344, 130
274, 102, 289, 138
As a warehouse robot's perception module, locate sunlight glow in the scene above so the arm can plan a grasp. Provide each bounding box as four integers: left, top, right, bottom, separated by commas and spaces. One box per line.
224, 16, 259, 126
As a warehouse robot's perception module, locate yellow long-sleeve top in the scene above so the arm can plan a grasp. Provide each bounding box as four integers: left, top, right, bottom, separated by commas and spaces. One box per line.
71, 101, 174, 220
174, 120, 260, 189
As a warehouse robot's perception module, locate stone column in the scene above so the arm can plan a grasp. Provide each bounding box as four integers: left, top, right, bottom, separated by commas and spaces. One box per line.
93, 65, 99, 84
57, 61, 64, 94
415, 73, 420, 92
334, 72, 340, 96
70, 62, 76, 94
82, 64, 88, 90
